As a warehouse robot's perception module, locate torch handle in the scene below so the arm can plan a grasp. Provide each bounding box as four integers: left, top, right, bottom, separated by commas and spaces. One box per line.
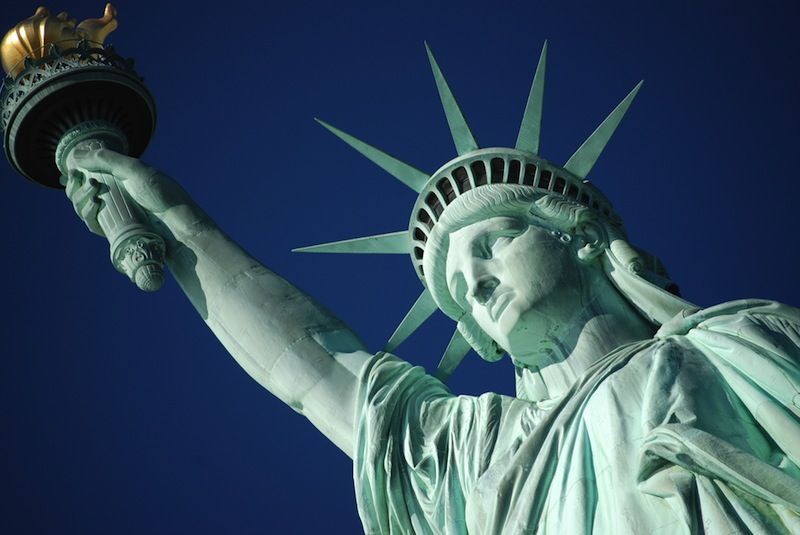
56, 123, 166, 292
90, 167, 166, 292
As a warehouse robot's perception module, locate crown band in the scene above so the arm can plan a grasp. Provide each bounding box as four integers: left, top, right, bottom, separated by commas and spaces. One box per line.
409, 147, 621, 281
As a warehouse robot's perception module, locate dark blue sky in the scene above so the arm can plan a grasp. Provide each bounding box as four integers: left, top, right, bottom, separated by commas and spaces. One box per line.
2, 1, 799, 533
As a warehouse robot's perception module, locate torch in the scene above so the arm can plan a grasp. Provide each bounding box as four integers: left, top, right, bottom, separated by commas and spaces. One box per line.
1, 4, 165, 291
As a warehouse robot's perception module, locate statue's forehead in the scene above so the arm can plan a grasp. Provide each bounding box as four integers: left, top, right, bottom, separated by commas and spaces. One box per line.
448, 216, 526, 246
445, 213, 556, 253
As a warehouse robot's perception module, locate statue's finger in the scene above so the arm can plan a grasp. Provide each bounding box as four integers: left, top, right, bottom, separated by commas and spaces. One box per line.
70, 147, 184, 215
64, 169, 85, 200
71, 147, 155, 185
70, 177, 101, 223
79, 194, 104, 236
71, 188, 91, 215
71, 175, 98, 208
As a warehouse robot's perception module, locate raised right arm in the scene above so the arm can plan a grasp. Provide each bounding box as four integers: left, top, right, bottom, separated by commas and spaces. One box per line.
66, 146, 371, 458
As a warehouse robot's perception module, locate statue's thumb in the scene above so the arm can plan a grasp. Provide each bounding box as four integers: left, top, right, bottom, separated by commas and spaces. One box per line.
68, 148, 107, 179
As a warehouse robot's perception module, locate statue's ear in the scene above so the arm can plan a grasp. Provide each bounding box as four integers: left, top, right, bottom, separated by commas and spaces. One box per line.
575, 220, 608, 263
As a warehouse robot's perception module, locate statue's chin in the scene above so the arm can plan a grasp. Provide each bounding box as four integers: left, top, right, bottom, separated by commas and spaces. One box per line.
494, 306, 556, 365
474, 294, 573, 365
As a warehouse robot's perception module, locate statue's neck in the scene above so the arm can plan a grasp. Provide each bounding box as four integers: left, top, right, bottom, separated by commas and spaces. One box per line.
512, 275, 655, 403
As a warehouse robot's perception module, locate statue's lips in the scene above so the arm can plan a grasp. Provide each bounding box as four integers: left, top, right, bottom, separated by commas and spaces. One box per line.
489, 291, 513, 322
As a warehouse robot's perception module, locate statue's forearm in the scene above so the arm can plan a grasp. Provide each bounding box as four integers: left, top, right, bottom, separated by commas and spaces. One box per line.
154, 203, 368, 458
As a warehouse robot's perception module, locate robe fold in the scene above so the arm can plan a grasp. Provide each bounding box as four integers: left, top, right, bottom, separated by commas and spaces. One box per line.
354, 300, 800, 534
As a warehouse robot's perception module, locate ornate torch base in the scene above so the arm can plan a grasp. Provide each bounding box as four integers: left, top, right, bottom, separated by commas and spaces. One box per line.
56, 120, 165, 291
1, 33, 164, 291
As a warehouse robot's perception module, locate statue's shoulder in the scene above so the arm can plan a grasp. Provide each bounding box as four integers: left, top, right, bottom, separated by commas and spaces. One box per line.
656, 298, 800, 339
649, 299, 800, 383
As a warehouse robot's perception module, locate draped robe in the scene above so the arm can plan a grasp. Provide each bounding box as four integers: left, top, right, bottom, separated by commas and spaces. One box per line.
354, 300, 800, 534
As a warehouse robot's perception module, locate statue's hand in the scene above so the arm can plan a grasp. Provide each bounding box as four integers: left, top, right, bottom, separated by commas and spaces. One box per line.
62, 162, 106, 237
63, 146, 193, 235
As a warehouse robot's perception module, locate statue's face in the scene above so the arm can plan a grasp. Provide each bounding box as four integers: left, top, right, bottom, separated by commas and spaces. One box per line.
445, 215, 584, 359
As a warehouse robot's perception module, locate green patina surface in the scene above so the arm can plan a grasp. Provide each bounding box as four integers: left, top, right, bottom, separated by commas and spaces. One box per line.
37, 42, 800, 533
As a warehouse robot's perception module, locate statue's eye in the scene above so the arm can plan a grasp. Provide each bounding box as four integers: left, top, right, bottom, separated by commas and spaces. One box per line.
473, 221, 525, 259
485, 228, 524, 256
491, 235, 513, 250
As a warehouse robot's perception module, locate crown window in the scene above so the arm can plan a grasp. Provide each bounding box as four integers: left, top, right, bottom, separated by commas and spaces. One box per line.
453, 166, 470, 193
507, 160, 521, 184
426, 192, 444, 217
471, 161, 488, 186
417, 209, 434, 230
490, 158, 505, 183
537, 169, 551, 189
523, 163, 537, 186
437, 177, 457, 203
566, 184, 578, 199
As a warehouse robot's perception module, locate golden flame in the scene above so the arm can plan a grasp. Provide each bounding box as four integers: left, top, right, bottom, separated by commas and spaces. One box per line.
1, 3, 118, 78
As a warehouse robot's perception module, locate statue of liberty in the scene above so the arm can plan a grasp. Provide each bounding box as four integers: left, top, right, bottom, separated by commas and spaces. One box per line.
5, 12, 800, 531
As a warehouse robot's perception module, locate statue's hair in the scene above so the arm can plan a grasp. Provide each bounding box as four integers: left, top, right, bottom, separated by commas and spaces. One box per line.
422, 184, 676, 362
439, 185, 606, 237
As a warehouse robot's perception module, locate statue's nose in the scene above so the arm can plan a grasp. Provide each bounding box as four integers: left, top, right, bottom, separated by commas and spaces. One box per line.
463, 256, 500, 306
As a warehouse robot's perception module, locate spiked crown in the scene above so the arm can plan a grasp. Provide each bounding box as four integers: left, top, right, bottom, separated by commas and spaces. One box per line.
296, 42, 643, 380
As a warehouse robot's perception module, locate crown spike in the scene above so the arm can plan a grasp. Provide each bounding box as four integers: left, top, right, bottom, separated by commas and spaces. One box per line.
425, 43, 479, 155
563, 81, 643, 179
292, 231, 409, 254
434, 328, 472, 382
515, 41, 548, 155
315, 119, 430, 192
384, 289, 437, 353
